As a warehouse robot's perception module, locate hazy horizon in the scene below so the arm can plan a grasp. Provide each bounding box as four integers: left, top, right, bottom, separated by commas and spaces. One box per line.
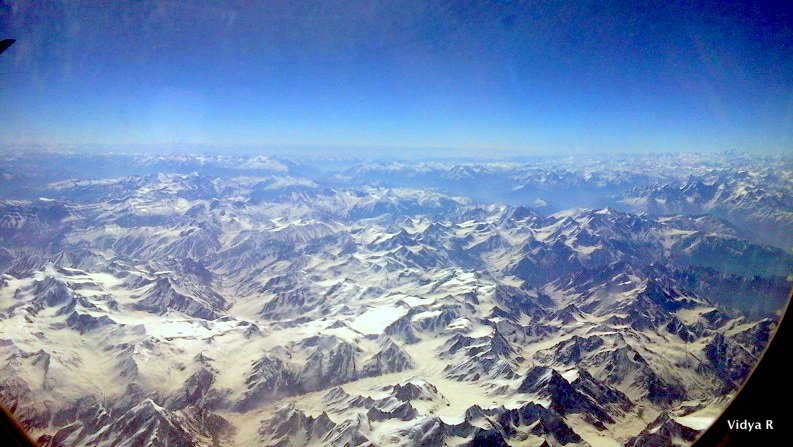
3, 142, 791, 161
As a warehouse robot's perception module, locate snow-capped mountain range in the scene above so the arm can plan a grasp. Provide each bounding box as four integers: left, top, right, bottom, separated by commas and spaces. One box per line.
0, 151, 790, 447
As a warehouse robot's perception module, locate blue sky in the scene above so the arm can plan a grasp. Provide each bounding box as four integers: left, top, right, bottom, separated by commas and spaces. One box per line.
0, 1, 791, 155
